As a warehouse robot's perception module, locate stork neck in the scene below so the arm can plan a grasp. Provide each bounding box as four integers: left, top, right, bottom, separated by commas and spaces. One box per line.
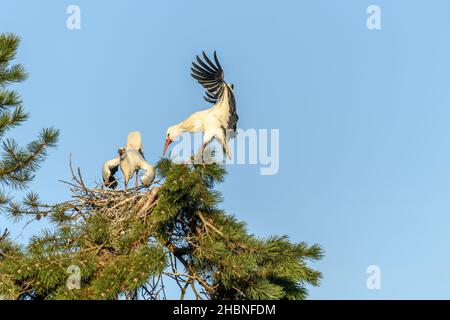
179, 119, 199, 133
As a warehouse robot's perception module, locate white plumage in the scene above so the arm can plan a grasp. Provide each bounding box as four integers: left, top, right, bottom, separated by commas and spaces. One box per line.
102, 131, 155, 189
102, 156, 120, 189
164, 51, 238, 159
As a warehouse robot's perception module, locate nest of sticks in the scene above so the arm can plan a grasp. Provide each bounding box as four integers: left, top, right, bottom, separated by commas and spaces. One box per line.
58, 162, 160, 230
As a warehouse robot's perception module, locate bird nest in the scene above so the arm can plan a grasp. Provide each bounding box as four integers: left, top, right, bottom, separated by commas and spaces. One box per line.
59, 162, 160, 229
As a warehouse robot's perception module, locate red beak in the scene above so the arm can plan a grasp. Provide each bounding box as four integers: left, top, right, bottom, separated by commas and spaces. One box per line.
163, 138, 172, 156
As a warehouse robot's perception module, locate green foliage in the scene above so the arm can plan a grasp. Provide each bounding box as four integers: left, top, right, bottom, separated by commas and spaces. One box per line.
0, 159, 323, 300
155, 160, 323, 299
0, 33, 59, 206
0, 33, 59, 299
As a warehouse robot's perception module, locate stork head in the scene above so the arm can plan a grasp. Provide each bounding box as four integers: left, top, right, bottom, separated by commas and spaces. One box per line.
118, 147, 126, 159
163, 124, 183, 156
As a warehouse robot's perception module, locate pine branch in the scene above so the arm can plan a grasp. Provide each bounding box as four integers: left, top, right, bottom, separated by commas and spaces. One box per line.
0, 127, 59, 188
0, 64, 27, 86
0, 33, 21, 64
0, 90, 21, 110
0, 33, 59, 211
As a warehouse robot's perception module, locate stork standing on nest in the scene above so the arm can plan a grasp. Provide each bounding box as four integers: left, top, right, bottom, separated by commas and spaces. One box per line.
163, 51, 238, 159
102, 131, 155, 189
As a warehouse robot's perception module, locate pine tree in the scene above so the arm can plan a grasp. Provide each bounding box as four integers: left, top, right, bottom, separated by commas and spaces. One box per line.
0, 33, 59, 300
0, 34, 322, 301
0, 33, 59, 238
0, 158, 323, 300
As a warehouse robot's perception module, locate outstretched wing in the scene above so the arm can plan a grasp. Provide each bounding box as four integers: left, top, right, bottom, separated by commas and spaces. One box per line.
139, 158, 155, 187
192, 51, 239, 137
102, 157, 120, 189
191, 51, 225, 104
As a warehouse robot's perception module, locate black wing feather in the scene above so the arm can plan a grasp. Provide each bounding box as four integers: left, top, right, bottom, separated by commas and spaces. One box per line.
196, 55, 216, 74
204, 97, 217, 103
191, 62, 215, 77
227, 88, 238, 136
191, 67, 210, 78
104, 165, 119, 189
191, 73, 208, 82
202, 51, 218, 71
205, 91, 217, 100
213, 51, 222, 70
191, 51, 225, 105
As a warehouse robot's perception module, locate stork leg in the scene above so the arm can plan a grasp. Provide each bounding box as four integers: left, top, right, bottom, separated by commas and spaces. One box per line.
216, 134, 230, 161
135, 170, 139, 189
200, 142, 208, 162
223, 141, 231, 160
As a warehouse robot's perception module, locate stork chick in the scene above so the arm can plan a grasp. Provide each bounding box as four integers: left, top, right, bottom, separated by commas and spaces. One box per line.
163, 51, 238, 160
102, 131, 155, 189
119, 147, 155, 189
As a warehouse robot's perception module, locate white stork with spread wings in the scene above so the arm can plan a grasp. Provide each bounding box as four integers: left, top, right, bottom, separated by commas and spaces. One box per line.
163, 51, 238, 159
102, 131, 155, 189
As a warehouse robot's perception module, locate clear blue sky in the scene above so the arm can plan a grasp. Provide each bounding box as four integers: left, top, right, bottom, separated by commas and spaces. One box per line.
1, 0, 450, 299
